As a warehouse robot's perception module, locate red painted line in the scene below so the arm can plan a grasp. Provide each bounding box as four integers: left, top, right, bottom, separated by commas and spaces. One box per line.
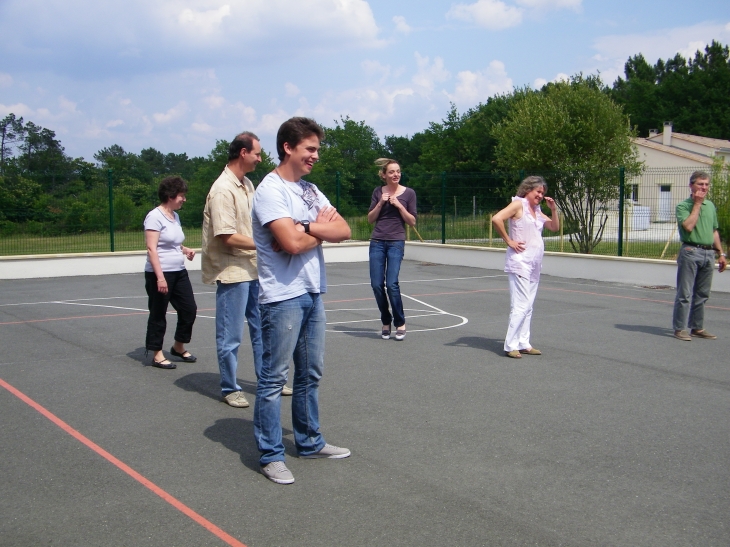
542, 287, 730, 311
0, 312, 148, 325
0, 377, 247, 547
0, 308, 217, 327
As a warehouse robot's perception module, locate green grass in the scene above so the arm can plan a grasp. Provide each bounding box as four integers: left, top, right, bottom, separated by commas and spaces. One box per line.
0, 218, 679, 261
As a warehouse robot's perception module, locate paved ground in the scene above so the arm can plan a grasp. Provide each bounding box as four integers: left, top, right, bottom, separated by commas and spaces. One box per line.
1, 261, 729, 547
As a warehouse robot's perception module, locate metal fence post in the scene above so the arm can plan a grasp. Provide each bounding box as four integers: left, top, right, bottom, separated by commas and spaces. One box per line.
617, 167, 625, 257
108, 169, 115, 252
441, 172, 446, 244
335, 171, 340, 211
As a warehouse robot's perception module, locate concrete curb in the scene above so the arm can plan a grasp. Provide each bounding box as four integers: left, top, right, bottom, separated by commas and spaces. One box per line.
1, 241, 728, 293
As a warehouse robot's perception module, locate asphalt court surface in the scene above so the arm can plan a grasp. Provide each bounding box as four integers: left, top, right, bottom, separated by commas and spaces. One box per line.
1, 260, 729, 547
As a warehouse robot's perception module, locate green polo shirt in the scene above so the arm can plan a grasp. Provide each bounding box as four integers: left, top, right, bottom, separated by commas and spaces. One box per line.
676, 197, 718, 246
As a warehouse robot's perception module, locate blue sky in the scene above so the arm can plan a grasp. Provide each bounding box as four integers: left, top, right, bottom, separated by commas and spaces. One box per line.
1, 0, 729, 161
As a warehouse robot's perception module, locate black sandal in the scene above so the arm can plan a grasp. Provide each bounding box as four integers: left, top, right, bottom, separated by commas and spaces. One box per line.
170, 347, 197, 362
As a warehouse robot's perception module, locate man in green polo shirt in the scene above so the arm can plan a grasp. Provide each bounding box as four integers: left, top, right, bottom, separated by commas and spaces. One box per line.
673, 171, 727, 341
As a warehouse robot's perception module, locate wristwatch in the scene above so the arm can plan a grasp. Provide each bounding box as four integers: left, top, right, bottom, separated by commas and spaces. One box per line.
300, 220, 310, 234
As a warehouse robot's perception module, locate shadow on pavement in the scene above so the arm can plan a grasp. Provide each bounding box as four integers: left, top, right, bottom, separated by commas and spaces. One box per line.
615, 324, 674, 337
445, 336, 504, 355
204, 418, 297, 473
174, 372, 257, 402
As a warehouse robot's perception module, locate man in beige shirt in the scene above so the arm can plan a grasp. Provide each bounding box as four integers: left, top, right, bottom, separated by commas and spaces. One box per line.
202, 132, 291, 408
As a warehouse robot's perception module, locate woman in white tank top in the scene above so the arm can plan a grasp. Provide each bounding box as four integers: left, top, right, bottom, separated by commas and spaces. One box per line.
491, 176, 559, 358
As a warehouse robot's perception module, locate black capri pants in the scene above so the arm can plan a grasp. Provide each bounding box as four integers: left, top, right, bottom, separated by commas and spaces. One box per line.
144, 269, 197, 351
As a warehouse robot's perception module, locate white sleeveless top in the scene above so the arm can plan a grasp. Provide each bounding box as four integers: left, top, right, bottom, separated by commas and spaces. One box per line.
504, 196, 547, 282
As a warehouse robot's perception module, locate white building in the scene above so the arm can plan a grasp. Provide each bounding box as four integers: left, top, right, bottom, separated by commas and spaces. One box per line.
631, 122, 729, 223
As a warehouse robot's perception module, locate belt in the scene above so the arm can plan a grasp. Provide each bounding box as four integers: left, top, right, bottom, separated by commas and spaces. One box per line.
682, 242, 714, 251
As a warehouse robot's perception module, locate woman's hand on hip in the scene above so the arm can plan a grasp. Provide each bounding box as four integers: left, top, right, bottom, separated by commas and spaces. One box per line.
508, 239, 526, 252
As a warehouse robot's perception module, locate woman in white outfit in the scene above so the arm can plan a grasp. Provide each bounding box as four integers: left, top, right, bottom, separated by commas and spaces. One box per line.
492, 176, 559, 358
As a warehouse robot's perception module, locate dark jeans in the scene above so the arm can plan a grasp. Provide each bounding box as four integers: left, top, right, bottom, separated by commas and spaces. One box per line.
672, 244, 715, 331
144, 269, 197, 351
369, 239, 405, 328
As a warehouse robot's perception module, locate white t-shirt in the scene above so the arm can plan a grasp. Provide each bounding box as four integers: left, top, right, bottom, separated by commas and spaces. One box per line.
143, 207, 186, 272
252, 173, 331, 304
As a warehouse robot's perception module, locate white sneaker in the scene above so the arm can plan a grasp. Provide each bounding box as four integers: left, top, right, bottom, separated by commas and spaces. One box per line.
300, 443, 351, 459
222, 391, 249, 408
394, 328, 406, 341
261, 461, 295, 484
282, 385, 293, 396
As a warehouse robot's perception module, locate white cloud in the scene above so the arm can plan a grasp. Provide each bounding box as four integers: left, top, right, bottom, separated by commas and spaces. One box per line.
191, 121, 214, 133
58, 96, 79, 114
0, 0, 384, 76
285, 83, 300, 97
393, 15, 411, 34
362, 60, 391, 80
177, 4, 231, 35
106, 119, 124, 128
446, 0, 522, 30
514, 0, 581, 10
412, 53, 451, 92
446, 60, 513, 107
204, 95, 226, 109
531, 73, 570, 89
0, 73, 13, 88
0, 102, 36, 118
677, 40, 708, 61
152, 102, 188, 124
591, 22, 730, 85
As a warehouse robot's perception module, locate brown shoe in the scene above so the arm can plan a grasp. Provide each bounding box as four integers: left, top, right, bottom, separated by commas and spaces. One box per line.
673, 330, 691, 341
691, 329, 717, 340
519, 348, 542, 355
505, 350, 522, 359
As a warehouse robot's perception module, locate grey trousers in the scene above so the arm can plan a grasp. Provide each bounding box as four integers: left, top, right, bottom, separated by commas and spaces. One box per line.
672, 245, 715, 331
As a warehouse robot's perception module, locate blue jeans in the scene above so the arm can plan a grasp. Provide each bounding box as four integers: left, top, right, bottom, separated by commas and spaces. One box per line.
369, 239, 405, 328
672, 245, 715, 331
216, 280, 263, 395
254, 293, 326, 465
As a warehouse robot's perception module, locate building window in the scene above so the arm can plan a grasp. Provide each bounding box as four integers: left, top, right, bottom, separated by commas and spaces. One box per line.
631, 184, 639, 202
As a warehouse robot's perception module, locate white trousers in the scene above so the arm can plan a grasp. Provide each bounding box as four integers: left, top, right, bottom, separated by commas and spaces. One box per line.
504, 273, 539, 352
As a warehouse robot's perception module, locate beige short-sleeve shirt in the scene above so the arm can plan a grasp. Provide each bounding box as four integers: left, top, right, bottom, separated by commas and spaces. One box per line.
201, 166, 258, 284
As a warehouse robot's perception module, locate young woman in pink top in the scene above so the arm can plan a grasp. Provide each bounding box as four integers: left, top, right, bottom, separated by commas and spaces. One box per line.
492, 176, 559, 358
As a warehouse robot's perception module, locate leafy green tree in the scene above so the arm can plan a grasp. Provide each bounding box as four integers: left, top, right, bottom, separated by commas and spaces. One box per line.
383, 133, 426, 170
309, 116, 385, 213
710, 156, 730, 246
611, 41, 730, 139
0, 113, 24, 174
0, 174, 43, 222
494, 74, 642, 253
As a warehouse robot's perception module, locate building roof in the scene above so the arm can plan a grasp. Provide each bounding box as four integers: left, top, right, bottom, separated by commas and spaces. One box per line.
633, 137, 714, 165
669, 132, 730, 150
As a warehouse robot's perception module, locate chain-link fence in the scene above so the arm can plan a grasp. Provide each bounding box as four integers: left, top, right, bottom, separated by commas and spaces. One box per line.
1, 166, 727, 259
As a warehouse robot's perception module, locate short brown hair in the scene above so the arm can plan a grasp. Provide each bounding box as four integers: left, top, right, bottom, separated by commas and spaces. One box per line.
276, 117, 324, 161
158, 176, 188, 203
228, 131, 259, 162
